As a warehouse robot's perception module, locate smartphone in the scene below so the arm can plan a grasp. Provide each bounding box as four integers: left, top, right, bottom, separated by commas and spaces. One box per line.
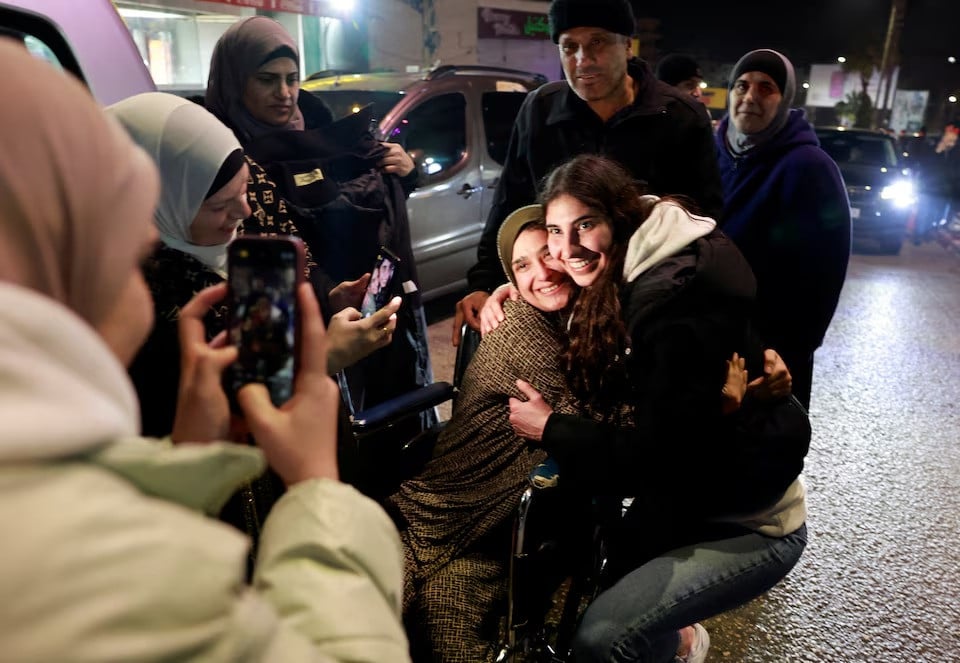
224, 236, 305, 408
360, 246, 401, 318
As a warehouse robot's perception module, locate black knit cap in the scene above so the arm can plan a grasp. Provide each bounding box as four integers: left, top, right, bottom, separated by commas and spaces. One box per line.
655, 54, 702, 86
548, 0, 636, 43
730, 49, 788, 93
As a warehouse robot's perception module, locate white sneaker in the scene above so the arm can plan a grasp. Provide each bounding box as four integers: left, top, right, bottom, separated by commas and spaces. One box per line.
676, 623, 710, 663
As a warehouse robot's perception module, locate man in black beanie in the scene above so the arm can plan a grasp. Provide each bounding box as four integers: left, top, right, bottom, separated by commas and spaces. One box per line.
453, 0, 722, 340
716, 48, 851, 409
656, 53, 705, 103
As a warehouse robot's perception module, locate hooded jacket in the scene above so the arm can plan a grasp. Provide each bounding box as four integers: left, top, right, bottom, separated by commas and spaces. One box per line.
0, 283, 410, 662
541, 203, 807, 536
468, 58, 723, 293
716, 109, 851, 361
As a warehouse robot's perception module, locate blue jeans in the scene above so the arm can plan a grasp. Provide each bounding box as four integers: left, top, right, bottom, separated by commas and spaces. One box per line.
571, 523, 808, 663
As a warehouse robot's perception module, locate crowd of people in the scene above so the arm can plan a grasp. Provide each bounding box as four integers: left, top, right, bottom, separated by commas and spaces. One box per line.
1, 0, 857, 659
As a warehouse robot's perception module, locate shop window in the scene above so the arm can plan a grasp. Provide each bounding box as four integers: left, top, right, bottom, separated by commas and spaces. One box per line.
481, 91, 527, 165
393, 93, 467, 182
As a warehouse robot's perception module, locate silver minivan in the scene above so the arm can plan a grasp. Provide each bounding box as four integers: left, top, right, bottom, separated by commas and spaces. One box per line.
303, 66, 546, 301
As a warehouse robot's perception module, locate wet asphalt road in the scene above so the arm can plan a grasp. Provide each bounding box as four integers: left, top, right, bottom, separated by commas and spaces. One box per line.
425, 240, 960, 662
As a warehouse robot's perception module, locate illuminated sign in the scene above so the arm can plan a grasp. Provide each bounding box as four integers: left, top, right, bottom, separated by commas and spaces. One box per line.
478, 7, 550, 40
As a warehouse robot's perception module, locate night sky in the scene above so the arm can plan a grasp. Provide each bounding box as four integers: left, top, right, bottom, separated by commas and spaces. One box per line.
627, 0, 957, 65
630, 0, 959, 94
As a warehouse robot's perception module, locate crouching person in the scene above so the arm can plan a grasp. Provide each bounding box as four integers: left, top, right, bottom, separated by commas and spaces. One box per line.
0, 41, 409, 663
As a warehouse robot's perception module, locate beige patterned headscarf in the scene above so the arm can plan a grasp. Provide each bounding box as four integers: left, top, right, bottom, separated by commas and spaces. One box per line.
0, 41, 159, 327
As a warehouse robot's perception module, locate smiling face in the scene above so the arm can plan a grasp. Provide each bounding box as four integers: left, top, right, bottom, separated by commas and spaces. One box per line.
545, 193, 614, 288
190, 163, 250, 246
511, 226, 573, 312
242, 57, 300, 127
730, 71, 782, 134
558, 27, 632, 108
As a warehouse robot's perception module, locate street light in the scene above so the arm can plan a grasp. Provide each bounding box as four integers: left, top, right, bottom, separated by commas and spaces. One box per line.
949, 56, 957, 64
949, 95, 958, 103
837, 56, 847, 63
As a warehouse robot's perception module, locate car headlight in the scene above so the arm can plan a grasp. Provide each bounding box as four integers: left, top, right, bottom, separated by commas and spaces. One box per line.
880, 180, 916, 209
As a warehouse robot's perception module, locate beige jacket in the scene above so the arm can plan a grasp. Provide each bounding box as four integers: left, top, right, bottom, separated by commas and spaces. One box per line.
0, 283, 410, 662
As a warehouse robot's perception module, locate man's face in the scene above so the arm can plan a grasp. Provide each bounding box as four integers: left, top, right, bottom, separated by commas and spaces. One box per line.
676, 77, 705, 103
558, 27, 631, 105
729, 71, 782, 134
511, 227, 573, 312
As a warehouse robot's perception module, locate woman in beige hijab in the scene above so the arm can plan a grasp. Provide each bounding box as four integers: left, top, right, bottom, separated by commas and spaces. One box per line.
0, 41, 409, 662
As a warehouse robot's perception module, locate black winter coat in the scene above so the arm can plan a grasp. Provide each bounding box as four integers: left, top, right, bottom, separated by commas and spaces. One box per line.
542, 231, 808, 522
241, 103, 433, 431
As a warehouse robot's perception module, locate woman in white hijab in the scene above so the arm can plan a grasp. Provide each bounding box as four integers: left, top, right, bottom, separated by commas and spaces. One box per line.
109, 92, 251, 437
0, 41, 409, 662
110, 92, 400, 441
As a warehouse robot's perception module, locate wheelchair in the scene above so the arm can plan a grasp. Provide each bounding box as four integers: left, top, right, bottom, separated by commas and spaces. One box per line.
346, 324, 611, 662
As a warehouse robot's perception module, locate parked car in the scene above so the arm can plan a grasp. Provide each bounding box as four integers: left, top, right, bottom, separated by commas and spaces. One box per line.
816, 127, 916, 255
302, 66, 547, 300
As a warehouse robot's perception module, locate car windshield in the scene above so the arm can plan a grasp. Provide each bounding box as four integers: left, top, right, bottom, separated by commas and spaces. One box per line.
307, 90, 404, 128
817, 132, 898, 167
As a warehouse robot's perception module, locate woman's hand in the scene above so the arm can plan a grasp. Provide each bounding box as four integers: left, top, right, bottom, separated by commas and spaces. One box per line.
172, 283, 238, 444
328, 274, 370, 313
721, 352, 748, 415
378, 142, 415, 177
509, 379, 553, 443
747, 349, 793, 401
238, 283, 342, 485
479, 283, 517, 336
325, 296, 401, 374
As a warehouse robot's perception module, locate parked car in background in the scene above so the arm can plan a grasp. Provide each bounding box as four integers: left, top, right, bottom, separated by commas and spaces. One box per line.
302, 66, 547, 300
816, 127, 916, 255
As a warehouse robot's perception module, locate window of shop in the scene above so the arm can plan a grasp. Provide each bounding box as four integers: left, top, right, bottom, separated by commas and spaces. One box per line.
116, 4, 255, 93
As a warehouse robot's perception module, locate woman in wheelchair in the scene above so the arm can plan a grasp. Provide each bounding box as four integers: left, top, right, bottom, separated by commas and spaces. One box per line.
508, 155, 809, 663
386, 205, 634, 662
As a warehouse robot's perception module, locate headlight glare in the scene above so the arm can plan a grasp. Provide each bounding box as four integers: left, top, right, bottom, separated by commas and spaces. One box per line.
880, 180, 916, 208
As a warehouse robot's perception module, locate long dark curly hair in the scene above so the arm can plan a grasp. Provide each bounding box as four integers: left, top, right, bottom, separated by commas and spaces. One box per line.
539, 155, 656, 407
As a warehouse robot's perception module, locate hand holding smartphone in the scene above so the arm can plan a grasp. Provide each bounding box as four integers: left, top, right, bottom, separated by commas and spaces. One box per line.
225, 236, 305, 408
360, 246, 401, 318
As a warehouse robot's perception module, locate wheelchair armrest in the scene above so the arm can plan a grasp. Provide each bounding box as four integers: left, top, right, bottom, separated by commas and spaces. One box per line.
528, 456, 560, 490
351, 381, 455, 433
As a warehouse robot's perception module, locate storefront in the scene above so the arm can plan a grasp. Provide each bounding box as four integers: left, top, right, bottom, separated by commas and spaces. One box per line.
476, 6, 558, 82
115, 0, 365, 92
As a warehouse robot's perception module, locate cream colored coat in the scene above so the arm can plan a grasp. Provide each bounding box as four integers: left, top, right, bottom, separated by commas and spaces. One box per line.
0, 284, 410, 662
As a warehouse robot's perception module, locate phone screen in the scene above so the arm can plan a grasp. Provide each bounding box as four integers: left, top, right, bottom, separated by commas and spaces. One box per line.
225, 238, 301, 407
360, 248, 399, 318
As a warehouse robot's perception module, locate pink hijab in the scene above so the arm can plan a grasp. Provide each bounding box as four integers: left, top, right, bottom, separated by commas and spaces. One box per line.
205, 16, 305, 143
0, 40, 159, 327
